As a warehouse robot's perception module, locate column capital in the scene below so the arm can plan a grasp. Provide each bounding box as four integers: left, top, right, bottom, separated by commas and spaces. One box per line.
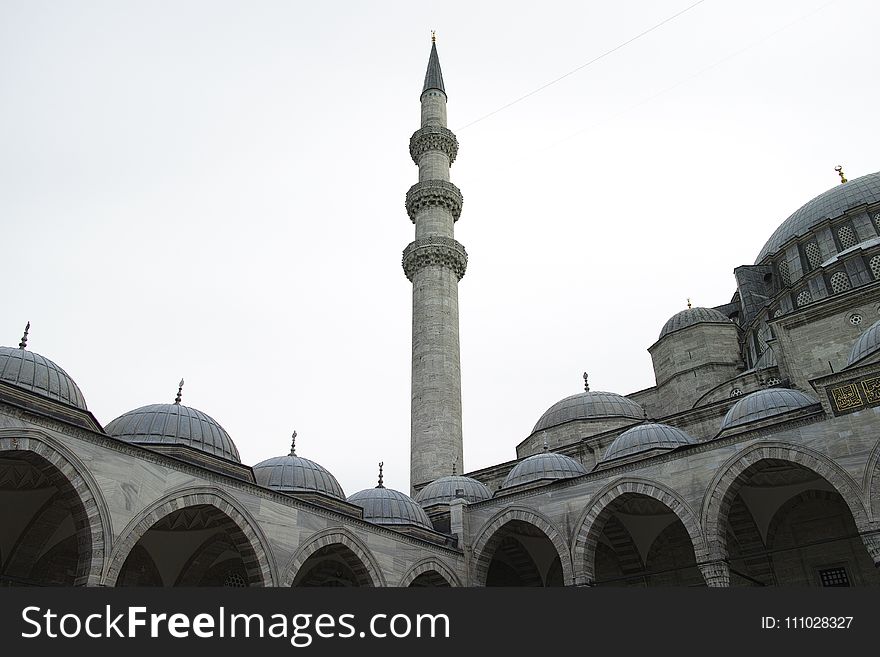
698, 560, 731, 587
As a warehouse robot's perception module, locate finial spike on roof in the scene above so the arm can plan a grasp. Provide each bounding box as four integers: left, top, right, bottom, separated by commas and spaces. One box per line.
18, 321, 30, 350
431, 30, 436, 43
583, 371, 590, 392
290, 430, 297, 456
835, 165, 847, 184
543, 439, 549, 452
452, 461, 456, 476
377, 461, 385, 488
687, 298, 692, 309
174, 378, 184, 405
422, 35, 446, 95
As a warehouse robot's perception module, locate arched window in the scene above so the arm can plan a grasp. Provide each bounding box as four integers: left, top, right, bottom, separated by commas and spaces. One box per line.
796, 289, 813, 307
869, 255, 880, 280
830, 271, 851, 294
837, 224, 857, 250
777, 258, 791, 286
804, 241, 822, 270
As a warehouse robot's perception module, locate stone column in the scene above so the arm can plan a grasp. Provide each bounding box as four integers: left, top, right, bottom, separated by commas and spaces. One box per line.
699, 560, 731, 587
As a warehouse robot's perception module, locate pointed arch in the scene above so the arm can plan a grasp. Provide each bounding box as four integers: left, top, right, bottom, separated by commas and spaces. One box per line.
701, 442, 871, 563
0, 429, 110, 585
398, 557, 462, 587
572, 477, 708, 586
283, 527, 386, 587
471, 506, 573, 586
105, 487, 276, 586
864, 437, 880, 521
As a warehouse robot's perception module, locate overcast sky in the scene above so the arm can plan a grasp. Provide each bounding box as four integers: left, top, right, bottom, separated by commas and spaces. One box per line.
2, 0, 878, 495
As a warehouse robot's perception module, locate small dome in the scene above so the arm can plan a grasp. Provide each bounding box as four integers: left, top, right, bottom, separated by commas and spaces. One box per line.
416, 475, 491, 507
720, 388, 819, 431
533, 391, 644, 433
106, 403, 240, 462
253, 437, 344, 499
659, 307, 731, 340
756, 171, 880, 263
502, 451, 587, 489
347, 486, 433, 530
0, 345, 87, 410
602, 423, 695, 463
848, 318, 880, 365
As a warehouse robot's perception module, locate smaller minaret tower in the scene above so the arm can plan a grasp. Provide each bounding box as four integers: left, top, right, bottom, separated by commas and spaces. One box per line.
404, 35, 467, 492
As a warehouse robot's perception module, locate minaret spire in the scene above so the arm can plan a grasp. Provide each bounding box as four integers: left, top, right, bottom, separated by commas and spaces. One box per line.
404, 39, 466, 493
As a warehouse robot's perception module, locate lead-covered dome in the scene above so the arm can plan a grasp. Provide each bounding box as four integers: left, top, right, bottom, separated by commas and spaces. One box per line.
602, 422, 695, 463
659, 307, 731, 340
347, 485, 433, 529
848, 318, 880, 366
106, 402, 241, 462
533, 391, 643, 433
756, 171, 880, 263
720, 388, 819, 431
416, 474, 491, 507
253, 434, 344, 499
0, 331, 87, 410
501, 450, 587, 489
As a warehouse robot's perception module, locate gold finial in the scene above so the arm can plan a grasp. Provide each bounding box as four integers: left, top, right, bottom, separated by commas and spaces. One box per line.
290, 430, 297, 456
431, 30, 436, 43
18, 321, 30, 350
377, 461, 385, 488
583, 372, 590, 392
687, 298, 692, 309
835, 165, 847, 184
174, 378, 184, 405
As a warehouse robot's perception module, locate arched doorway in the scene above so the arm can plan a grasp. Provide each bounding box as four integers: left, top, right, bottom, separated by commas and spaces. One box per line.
481, 520, 565, 587
0, 449, 97, 586
116, 503, 265, 586
408, 570, 451, 587
292, 544, 374, 587
718, 459, 880, 586
590, 493, 702, 586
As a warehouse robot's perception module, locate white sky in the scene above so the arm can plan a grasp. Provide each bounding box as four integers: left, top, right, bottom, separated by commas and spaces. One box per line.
2, 0, 878, 495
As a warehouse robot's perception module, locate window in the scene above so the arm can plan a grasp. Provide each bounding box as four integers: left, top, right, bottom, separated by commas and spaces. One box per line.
777, 258, 791, 286
850, 313, 863, 326
804, 241, 822, 270
836, 224, 857, 250
870, 255, 880, 280
830, 271, 851, 294
818, 567, 850, 587
873, 212, 880, 233
796, 290, 813, 307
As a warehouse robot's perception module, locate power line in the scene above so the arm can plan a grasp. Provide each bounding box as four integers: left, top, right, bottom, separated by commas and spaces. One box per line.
456, 0, 709, 131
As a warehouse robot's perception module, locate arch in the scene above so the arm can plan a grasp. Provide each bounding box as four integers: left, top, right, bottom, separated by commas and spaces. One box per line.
701, 442, 871, 563
0, 430, 110, 586
471, 506, 573, 586
864, 437, 880, 521
283, 528, 386, 587
398, 557, 462, 587
572, 477, 708, 586
105, 487, 276, 586
764, 490, 840, 550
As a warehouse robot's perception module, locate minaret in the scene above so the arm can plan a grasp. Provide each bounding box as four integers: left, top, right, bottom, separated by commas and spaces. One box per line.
403, 35, 466, 491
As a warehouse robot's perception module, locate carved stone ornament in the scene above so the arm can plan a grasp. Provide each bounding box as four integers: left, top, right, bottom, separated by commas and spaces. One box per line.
405, 180, 463, 223
409, 126, 459, 165
402, 236, 468, 281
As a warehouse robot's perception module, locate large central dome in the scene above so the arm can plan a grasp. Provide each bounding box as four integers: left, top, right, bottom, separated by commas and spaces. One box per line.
756, 171, 880, 264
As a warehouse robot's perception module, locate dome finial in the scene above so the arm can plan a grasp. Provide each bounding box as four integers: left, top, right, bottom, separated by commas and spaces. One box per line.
377, 461, 385, 488
174, 378, 184, 405
583, 371, 590, 392
431, 30, 436, 43
18, 321, 30, 350
687, 298, 692, 309
452, 461, 457, 476
543, 439, 549, 452
835, 165, 847, 184
290, 430, 297, 456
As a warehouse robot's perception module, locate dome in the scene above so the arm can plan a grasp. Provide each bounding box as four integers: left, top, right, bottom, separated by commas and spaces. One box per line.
756, 171, 880, 264
659, 307, 731, 340
602, 423, 695, 463
105, 402, 241, 463
533, 391, 644, 433
0, 344, 87, 410
848, 318, 880, 365
415, 475, 491, 507
253, 436, 344, 499
501, 451, 587, 489
720, 388, 819, 431
347, 486, 433, 530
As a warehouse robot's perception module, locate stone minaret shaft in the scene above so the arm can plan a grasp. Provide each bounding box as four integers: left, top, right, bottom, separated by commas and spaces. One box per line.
404, 40, 466, 491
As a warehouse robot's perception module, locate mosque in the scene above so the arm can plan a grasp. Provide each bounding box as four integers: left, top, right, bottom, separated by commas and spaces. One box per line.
2, 40, 880, 587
